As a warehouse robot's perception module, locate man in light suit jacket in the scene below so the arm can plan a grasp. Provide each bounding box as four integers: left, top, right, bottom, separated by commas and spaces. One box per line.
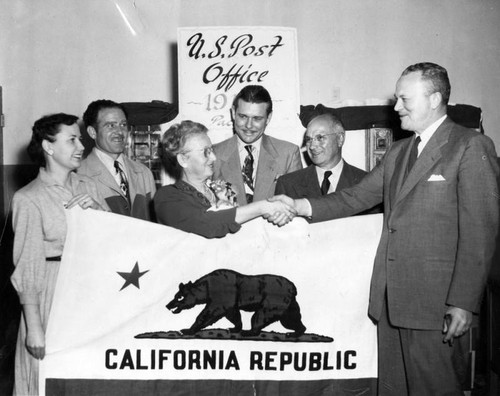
79, 100, 156, 221
274, 113, 367, 198
271, 63, 499, 394
213, 85, 302, 205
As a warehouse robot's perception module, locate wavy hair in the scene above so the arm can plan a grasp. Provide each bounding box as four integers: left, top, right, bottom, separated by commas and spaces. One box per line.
27, 113, 79, 167
232, 85, 273, 115
160, 120, 209, 180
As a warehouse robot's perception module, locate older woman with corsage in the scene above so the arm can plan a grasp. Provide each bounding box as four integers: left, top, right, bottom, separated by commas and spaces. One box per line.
154, 120, 295, 238
11, 113, 108, 395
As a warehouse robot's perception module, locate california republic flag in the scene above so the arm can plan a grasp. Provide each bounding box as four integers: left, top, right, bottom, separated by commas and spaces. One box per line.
40, 208, 381, 395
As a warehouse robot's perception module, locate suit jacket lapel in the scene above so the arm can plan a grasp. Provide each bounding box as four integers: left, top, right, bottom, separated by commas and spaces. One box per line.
254, 135, 278, 199
394, 121, 450, 206
87, 150, 123, 196
388, 140, 412, 208
334, 162, 366, 192
297, 165, 321, 197
337, 166, 348, 192
218, 136, 246, 203
123, 157, 139, 202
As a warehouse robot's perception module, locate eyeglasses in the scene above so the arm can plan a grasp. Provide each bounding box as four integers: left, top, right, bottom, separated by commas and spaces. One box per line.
102, 121, 129, 131
181, 146, 215, 158
304, 133, 336, 145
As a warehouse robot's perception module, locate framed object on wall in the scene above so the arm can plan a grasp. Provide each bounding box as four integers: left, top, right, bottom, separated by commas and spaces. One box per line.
125, 125, 162, 188
366, 126, 393, 171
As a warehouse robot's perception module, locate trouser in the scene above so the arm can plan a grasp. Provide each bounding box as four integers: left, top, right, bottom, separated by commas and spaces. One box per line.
377, 299, 469, 396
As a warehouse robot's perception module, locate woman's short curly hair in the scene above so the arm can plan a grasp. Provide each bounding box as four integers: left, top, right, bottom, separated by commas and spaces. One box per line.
160, 120, 209, 180
27, 113, 79, 167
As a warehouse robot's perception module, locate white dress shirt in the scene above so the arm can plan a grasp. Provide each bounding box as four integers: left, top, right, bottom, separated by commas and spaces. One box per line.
415, 115, 447, 156
94, 147, 129, 187
315, 159, 344, 193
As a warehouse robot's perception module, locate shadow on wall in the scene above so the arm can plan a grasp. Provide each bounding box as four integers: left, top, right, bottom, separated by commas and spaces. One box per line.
169, 42, 179, 110
0, 210, 20, 396
0, 160, 38, 394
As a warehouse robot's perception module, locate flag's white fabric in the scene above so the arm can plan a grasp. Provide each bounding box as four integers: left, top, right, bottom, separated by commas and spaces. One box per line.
40, 209, 381, 394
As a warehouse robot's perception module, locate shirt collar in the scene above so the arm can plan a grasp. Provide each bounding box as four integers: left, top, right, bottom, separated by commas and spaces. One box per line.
417, 114, 447, 148
237, 136, 262, 155
315, 159, 344, 180
94, 146, 124, 168
94, 147, 125, 173
175, 180, 211, 207
175, 179, 197, 193
38, 167, 82, 190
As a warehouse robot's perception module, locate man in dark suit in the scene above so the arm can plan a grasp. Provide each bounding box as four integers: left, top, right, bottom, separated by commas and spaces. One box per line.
79, 100, 156, 221
271, 63, 499, 394
274, 113, 366, 198
213, 85, 302, 205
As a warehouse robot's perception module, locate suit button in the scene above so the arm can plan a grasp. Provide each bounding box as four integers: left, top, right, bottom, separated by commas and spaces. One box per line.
389, 228, 396, 233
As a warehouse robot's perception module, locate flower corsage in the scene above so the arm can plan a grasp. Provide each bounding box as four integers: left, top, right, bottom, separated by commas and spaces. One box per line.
206, 179, 238, 211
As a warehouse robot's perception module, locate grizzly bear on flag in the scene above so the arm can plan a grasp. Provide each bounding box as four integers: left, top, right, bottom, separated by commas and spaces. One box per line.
167, 269, 306, 337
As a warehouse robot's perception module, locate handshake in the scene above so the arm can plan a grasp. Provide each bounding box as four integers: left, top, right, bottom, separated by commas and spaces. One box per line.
262, 195, 302, 227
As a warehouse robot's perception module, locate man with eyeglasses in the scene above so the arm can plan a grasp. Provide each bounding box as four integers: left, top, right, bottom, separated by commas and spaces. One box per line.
79, 99, 156, 220
275, 113, 367, 200
213, 85, 302, 205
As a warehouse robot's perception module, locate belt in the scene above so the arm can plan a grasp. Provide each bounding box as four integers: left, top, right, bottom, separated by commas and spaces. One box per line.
46, 256, 61, 262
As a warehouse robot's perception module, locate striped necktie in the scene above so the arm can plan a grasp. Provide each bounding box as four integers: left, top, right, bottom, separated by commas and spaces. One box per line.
114, 160, 130, 201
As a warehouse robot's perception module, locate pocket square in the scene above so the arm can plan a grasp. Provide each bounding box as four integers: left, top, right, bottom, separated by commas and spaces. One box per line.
428, 174, 445, 181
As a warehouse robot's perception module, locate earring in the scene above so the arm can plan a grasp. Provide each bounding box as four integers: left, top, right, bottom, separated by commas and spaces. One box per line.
48, 150, 54, 156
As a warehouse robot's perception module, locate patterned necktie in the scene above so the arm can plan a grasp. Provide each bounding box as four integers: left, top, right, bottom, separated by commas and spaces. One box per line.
114, 160, 130, 201
241, 145, 253, 191
406, 136, 421, 177
242, 145, 254, 202
321, 171, 332, 195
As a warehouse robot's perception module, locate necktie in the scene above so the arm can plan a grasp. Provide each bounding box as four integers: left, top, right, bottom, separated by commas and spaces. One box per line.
114, 160, 130, 201
321, 171, 332, 195
242, 145, 254, 202
406, 136, 421, 176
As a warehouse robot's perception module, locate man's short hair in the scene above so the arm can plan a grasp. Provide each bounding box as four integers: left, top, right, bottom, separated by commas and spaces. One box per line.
402, 62, 451, 105
232, 85, 273, 115
83, 99, 129, 129
307, 113, 345, 137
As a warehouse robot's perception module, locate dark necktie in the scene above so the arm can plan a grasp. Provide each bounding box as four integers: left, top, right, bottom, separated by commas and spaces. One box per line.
242, 145, 254, 202
321, 170, 332, 195
114, 160, 130, 201
406, 136, 421, 177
